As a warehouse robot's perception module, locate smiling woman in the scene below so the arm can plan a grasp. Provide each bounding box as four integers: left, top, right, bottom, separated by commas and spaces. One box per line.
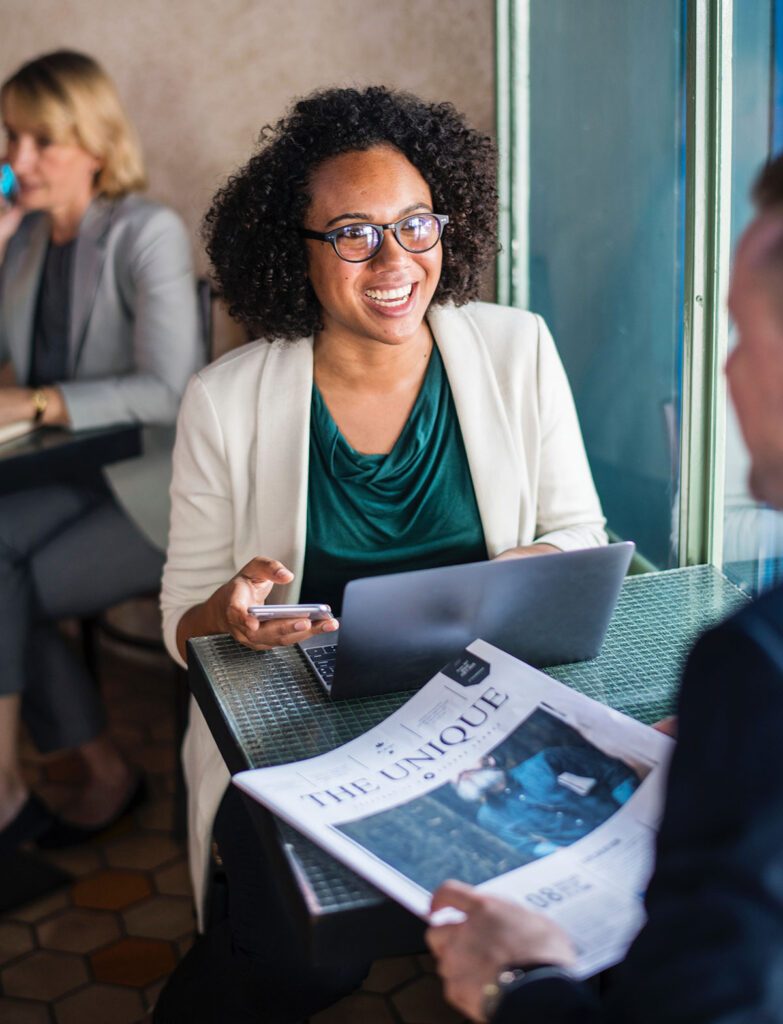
202, 86, 496, 341
155, 85, 606, 1022
304, 147, 443, 356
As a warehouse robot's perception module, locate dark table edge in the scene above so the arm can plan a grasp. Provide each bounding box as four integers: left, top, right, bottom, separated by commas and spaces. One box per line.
0, 424, 142, 494
186, 639, 425, 962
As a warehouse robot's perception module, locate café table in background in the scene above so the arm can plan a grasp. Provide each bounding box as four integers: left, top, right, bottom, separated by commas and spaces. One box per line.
0, 423, 141, 495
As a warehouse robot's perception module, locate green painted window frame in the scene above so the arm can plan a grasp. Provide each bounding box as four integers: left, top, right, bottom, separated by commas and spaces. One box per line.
495, 0, 733, 568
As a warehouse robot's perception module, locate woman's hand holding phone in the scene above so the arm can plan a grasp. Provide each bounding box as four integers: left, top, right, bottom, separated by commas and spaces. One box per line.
211, 556, 338, 652
248, 603, 332, 621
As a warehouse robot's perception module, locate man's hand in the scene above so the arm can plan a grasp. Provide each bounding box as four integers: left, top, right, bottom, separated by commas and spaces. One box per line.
653, 716, 678, 738
426, 880, 576, 1022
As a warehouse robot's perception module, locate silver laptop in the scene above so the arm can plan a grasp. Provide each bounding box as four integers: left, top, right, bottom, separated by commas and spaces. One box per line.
299, 542, 635, 699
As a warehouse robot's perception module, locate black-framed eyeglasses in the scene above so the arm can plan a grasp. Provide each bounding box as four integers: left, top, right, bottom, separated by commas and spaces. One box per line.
301, 212, 449, 263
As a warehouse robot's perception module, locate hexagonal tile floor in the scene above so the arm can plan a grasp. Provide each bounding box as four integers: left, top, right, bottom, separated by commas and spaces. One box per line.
0, 611, 465, 1023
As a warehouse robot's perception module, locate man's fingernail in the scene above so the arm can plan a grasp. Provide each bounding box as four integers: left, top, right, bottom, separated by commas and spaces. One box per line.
293, 619, 309, 631
275, 567, 291, 579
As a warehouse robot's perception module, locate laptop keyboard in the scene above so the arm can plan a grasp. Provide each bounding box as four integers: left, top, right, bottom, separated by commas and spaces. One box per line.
303, 644, 338, 691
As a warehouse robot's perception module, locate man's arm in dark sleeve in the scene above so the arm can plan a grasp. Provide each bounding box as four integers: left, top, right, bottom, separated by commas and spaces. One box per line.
492, 974, 602, 1024
492, 593, 783, 1024
603, 600, 783, 1023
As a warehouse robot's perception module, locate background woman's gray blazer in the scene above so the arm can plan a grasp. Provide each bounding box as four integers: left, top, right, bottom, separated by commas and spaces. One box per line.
0, 194, 203, 550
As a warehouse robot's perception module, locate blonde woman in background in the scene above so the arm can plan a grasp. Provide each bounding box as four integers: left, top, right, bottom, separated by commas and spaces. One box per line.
0, 51, 202, 854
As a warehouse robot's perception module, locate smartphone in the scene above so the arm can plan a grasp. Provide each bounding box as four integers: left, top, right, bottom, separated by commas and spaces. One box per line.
0, 163, 17, 204
248, 603, 333, 621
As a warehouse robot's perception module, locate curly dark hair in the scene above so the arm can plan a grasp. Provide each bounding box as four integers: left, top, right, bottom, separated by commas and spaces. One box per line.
203, 86, 498, 340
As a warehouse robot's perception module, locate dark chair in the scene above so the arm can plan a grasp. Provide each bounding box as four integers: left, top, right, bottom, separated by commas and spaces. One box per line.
80, 603, 189, 838
196, 276, 216, 362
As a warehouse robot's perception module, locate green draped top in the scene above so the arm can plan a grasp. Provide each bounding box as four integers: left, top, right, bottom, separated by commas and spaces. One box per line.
299, 345, 488, 615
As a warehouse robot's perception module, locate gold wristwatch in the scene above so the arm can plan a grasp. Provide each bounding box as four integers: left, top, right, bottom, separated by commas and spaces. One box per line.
31, 389, 48, 423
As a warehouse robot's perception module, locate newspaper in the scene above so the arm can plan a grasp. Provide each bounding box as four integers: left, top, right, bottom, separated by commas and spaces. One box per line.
234, 639, 674, 978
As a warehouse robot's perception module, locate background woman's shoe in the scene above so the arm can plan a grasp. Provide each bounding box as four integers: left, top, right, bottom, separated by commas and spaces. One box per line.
0, 851, 72, 913
0, 794, 55, 855
37, 776, 148, 849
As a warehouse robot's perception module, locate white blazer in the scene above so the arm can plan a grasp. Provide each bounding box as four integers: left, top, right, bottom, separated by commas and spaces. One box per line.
161, 301, 607, 927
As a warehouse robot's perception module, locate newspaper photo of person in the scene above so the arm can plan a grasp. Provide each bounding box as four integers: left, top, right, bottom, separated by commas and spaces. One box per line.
456, 742, 639, 861
336, 708, 644, 890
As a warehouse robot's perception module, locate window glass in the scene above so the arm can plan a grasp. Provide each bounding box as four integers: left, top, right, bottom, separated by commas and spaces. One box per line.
528, 0, 685, 568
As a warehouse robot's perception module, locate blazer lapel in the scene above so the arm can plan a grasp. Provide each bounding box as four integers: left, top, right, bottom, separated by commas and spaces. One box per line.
429, 304, 525, 557
69, 197, 115, 376
249, 308, 523, 599
254, 337, 314, 602
2, 214, 49, 383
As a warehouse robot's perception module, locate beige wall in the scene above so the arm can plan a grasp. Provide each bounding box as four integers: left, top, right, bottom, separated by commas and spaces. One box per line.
1, 0, 495, 348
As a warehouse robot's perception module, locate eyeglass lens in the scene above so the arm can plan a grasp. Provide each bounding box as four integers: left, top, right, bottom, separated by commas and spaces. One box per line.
334, 214, 441, 261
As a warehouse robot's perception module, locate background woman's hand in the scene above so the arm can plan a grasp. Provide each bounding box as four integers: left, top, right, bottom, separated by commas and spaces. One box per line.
208, 557, 339, 651
0, 382, 69, 426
